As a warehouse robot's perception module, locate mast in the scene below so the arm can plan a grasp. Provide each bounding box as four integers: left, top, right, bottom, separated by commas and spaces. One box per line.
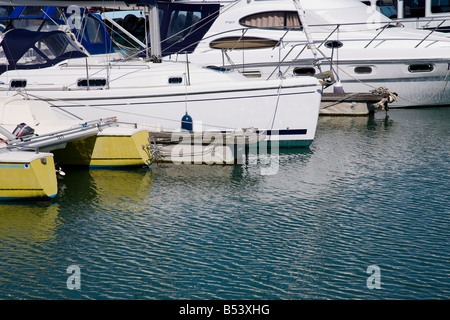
147, 4, 162, 62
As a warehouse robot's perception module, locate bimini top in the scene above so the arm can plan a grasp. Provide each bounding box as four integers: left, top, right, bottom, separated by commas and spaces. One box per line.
0, 29, 87, 75
0, 6, 114, 55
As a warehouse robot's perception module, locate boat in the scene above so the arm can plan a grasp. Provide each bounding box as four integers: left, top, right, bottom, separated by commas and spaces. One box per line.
0, 1, 324, 148
0, 1, 222, 57
0, 96, 270, 169
0, 96, 157, 168
0, 149, 57, 200
361, 0, 450, 33
48, 125, 155, 167
165, 0, 450, 108
147, 128, 266, 164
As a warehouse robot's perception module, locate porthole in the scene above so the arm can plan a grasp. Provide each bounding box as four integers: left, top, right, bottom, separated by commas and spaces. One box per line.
77, 78, 107, 87
324, 40, 343, 49
294, 67, 316, 76
408, 64, 434, 72
204, 66, 231, 72
354, 66, 372, 74
168, 77, 183, 84
10, 79, 27, 88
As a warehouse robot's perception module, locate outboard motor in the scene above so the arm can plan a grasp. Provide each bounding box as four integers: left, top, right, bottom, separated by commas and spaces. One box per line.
12, 123, 35, 138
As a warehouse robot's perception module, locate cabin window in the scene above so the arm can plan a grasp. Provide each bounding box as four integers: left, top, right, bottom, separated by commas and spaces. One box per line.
168, 77, 183, 84
77, 78, 107, 87
242, 70, 262, 78
10, 80, 27, 89
239, 11, 301, 30
83, 16, 106, 44
15, 32, 80, 66
20, 6, 44, 17
40, 33, 76, 57
324, 40, 343, 49
431, 0, 450, 13
354, 66, 373, 74
204, 66, 231, 72
166, 10, 202, 44
209, 37, 279, 49
408, 64, 434, 72
404, 0, 425, 18
0, 47, 6, 64
294, 67, 316, 76
52, 7, 66, 22
368, 0, 398, 19
17, 48, 47, 65
0, 6, 14, 18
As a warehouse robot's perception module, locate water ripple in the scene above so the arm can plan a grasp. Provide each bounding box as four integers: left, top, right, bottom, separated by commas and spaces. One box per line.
1, 108, 449, 299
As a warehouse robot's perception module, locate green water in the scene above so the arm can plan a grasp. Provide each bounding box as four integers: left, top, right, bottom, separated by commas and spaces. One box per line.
0, 108, 449, 300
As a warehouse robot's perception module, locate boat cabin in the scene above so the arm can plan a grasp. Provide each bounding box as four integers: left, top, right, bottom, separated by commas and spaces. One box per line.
362, 0, 450, 18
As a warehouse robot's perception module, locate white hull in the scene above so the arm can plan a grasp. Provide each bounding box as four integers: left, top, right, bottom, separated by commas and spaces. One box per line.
22, 80, 321, 147
184, 52, 450, 107
0, 60, 322, 147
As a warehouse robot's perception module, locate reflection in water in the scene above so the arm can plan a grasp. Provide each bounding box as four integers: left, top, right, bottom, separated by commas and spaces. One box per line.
56, 167, 154, 203
0, 202, 61, 299
89, 169, 154, 203
0, 203, 60, 244
318, 113, 394, 132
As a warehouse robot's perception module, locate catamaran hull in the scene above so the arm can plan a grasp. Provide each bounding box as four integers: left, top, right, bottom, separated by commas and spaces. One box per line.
0, 151, 57, 200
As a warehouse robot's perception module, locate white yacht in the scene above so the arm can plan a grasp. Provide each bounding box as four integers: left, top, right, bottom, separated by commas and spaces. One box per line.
361, 0, 450, 32
169, 0, 450, 107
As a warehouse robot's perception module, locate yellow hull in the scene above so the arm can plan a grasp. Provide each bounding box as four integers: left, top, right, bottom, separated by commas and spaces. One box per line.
53, 128, 151, 168
90, 130, 150, 167
0, 152, 57, 200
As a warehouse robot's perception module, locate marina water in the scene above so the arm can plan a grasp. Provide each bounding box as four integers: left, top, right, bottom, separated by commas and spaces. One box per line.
0, 107, 449, 300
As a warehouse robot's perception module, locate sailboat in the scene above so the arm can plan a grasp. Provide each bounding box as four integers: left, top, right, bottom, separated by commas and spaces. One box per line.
0, 0, 323, 148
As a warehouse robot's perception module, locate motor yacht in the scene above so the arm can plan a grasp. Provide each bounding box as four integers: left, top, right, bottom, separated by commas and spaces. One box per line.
170, 0, 450, 107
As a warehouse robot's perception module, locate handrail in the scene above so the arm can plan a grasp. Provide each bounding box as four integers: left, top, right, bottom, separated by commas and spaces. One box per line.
231, 29, 248, 50
266, 43, 309, 80
364, 23, 391, 48
3, 117, 118, 150
415, 20, 447, 48
317, 25, 340, 49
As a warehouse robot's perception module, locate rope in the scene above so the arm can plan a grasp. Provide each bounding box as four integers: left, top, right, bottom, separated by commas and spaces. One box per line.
270, 79, 283, 130
320, 93, 360, 109
14, 91, 250, 132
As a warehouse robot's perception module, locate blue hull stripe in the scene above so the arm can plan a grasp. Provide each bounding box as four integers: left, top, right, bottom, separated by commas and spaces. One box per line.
219, 129, 308, 135
261, 129, 307, 135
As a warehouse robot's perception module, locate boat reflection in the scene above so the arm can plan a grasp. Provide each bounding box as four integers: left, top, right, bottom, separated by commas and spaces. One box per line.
57, 167, 154, 206
0, 202, 60, 243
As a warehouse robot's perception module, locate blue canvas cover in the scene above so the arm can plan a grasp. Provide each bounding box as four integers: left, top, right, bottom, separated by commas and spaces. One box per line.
0, 29, 87, 74
0, 6, 114, 55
